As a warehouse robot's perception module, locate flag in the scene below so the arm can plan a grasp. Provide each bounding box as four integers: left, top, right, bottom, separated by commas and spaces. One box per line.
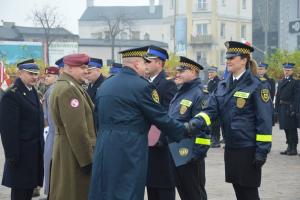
0, 61, 12, 90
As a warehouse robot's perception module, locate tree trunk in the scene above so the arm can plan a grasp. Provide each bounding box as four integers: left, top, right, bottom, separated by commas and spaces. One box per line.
111, 37, 115, 63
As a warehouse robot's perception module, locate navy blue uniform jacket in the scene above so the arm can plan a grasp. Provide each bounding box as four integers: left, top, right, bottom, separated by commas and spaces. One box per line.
198, 69, 273, 160
89, 67, 186, 200
0, 78, 44, 189
147, 71, 177, 188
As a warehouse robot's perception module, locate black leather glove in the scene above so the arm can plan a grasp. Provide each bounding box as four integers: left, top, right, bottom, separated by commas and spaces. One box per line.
253, 159, 266, 170
82, 164, 92, 175
188, 117, 206, 133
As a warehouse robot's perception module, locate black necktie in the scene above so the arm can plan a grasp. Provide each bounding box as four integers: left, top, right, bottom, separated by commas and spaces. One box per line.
231, 79, 238, 90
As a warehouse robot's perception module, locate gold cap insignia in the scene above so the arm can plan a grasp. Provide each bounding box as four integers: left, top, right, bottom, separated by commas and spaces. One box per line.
179, 147, 189, 157
151, 89, 160, 104
261, 89, 270, 103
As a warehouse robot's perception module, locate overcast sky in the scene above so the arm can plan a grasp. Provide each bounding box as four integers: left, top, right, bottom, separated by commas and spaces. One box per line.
0, 0, 158, 34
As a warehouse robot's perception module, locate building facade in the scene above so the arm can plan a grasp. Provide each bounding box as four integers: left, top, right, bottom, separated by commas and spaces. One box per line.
78, 0, 252, 70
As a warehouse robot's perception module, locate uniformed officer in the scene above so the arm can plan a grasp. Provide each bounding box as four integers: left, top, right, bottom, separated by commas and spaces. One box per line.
190, 41, 273, 200
42, 66, 60, 197
109, 62, 122, 76
86, 58, 105, 104
207, 66, 221, 148
49, 54, 96, 200
144, 45, 177, 200
169, 56, 209, 200
89, 47, 198, 200
275, 63, 299, 156
257, 62, 276, 100
0, 59, 44, 200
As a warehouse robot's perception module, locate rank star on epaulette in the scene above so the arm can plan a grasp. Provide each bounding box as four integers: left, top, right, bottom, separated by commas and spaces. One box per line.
151, 89, 160, 104
261, 89, 270, 102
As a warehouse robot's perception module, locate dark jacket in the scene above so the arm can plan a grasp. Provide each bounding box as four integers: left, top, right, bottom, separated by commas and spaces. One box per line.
207, 76, 221, 93
199, 69, 273, 160
86, 74, 105, 104
147, 71, 177, 188
0, 78, 44, 189
275, 76, 298, 129
264, 74, 275, 100
89, 67, 186, 200
168, 78, 210, 159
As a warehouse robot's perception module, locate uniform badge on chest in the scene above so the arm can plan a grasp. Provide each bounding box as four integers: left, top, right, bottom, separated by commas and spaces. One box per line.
236, 97, 246, 108
180, 105, 188, 115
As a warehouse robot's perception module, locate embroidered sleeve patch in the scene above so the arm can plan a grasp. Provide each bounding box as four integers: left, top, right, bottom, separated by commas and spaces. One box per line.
261, 89, 270, 103
151, 90, 160, 104
70, 98, 80, 108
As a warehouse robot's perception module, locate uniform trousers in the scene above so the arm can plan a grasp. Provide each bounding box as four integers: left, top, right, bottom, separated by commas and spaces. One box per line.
284, 129, 298, 144
175, 158, 207, 200
147, 187, 175, 200
233, 184, 259, 200
11, 188, 34, 200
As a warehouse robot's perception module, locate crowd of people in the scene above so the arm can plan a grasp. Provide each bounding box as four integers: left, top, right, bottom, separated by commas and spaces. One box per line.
0, 40, 299, 200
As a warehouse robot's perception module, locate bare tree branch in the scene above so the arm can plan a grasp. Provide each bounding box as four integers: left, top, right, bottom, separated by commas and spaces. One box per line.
97, 13, 134, 62
30, 5, 64, 65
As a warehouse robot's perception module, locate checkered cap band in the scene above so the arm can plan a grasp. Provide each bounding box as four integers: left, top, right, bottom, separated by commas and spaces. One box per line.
122, 51, 147, 58
180, 62, 200, 71
227, 48, 251, 54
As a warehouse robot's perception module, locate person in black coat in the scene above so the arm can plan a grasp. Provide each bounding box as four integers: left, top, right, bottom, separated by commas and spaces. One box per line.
275, 63, 299, 155
86, 58, 105, 104
0, 59, 44, 200
207, 66, 221, 148
144, 45, 177, 200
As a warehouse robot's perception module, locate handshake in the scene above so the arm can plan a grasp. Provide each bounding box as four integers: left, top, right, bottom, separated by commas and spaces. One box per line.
184, 116, 207, 137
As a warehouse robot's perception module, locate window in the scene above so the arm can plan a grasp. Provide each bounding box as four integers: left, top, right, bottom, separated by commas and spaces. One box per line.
220, 50, 225, 65
91, 32, 102, 39
144, 33, 150, 40
242, 0, 246, 9
197, 51, 207, 64
241, 25, 246, 39
120, 32, 128, 40
197, 0, 207, 10
220, 23, 225, 38
170, 25, 175, 39
131, 31, 140, 40
170, 0, 174, 9
197, 24, 208, 35
104, 31, 110, 40
222, 0, 226, 6
298, 0, 300, 18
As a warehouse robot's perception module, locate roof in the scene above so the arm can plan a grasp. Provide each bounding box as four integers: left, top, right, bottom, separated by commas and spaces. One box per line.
79, 39, 168, 48
0, 24, 78, 41
79, 6, 163, 21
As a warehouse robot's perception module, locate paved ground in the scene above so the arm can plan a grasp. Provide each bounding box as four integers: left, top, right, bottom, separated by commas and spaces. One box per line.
0, 124, 299, 200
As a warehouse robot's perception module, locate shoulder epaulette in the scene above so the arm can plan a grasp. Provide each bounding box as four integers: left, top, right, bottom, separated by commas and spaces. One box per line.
7, 84, 17, 93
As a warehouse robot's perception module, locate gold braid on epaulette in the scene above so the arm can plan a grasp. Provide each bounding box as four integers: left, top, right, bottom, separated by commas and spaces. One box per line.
180, 62, 200, 71
227, 48, 251, 54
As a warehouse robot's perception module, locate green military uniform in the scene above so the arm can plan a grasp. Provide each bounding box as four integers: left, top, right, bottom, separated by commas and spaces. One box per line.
49, 73, 96, 200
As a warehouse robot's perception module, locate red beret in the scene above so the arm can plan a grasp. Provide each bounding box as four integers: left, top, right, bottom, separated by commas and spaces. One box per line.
45, 66, 60, 75
63, 54, 89, 67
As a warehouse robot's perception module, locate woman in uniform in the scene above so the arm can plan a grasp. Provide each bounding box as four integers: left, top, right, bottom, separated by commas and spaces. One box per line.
190, 41, 273, 200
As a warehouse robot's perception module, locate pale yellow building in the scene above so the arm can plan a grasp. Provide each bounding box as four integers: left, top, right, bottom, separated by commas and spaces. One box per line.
79, 0, 252, 70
